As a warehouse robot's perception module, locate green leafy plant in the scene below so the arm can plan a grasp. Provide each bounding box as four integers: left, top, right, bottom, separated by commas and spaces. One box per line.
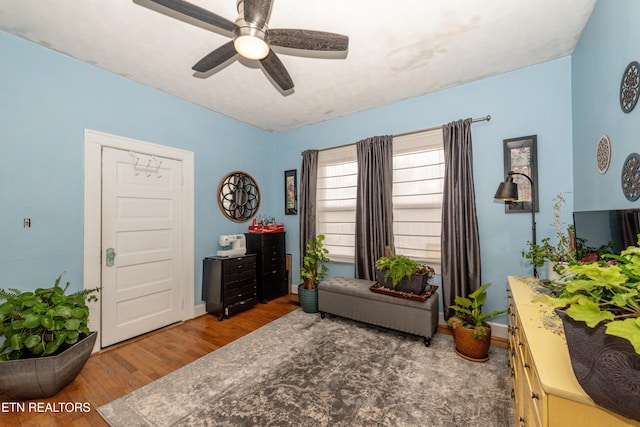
521, 193, 578, 270
521, 193, 613, 274
375, 253, 419, 287
535, 238, 640, 354
0, 274, 99, 360
299, 235, 330, 290
447, 283, 507, 340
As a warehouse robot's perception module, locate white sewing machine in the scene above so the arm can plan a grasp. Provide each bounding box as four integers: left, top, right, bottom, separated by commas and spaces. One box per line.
216, 234, 246, 257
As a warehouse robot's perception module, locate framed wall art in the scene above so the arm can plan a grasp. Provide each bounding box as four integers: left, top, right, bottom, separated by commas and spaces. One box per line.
284, 169, 297, 215
503, 135, 539, 213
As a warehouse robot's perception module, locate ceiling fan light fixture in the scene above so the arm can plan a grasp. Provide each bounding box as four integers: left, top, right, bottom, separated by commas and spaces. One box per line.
233, 24, 269, 60
234, 35, 269, 60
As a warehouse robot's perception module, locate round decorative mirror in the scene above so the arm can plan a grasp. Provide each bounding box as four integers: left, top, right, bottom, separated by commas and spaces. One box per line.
217, 171, 260, 222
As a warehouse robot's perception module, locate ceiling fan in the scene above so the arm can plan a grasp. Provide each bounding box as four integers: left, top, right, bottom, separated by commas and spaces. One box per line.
142, 0, 349, 92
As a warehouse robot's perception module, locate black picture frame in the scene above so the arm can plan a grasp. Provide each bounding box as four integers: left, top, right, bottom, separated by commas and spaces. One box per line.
284, 169, 297, 215
503, 135, 539, 213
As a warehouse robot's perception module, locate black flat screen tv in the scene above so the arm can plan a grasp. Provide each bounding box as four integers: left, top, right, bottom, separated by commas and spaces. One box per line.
573, 209, 640, 257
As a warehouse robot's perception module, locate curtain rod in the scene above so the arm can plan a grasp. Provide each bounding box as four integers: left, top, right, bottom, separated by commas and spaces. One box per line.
315, 115, 491, 153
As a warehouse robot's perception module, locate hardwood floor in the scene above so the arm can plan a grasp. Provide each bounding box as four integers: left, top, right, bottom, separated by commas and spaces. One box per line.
0, 295, 300, 427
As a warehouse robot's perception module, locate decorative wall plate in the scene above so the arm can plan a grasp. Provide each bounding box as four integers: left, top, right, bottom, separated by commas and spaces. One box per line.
621, 153, 640, 201
620, 61, 639, 113
596, 134, 611, 174
217, 171, 260, 222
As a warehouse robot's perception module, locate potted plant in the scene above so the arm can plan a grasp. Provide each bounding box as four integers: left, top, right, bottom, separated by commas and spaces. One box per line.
521, 193, 580, 278
298, 234, 330, 313
375, 247, 434, 294
521, 193, 615, 280
533, 239, 640, 421
0, 274, 99, 400
447, 283, 507, 362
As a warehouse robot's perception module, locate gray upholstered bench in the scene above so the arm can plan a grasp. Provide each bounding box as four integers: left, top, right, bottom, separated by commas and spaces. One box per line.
318, 276, 439, 346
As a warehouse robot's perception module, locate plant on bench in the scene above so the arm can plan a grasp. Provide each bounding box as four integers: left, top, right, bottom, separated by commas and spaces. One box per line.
375, 247, 434, 295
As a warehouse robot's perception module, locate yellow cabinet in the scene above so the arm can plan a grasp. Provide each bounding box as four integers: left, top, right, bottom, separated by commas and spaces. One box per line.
507, 276, 640, 427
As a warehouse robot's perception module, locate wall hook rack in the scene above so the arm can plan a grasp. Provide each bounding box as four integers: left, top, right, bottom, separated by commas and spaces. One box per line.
129, 151, 163, 178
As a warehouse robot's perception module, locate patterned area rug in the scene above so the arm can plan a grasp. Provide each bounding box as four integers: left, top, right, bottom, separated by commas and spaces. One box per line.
98, 309, 512, 426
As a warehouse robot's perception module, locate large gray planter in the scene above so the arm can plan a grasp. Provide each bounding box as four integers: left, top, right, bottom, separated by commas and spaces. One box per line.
0, 331, 97, 400
556, 309, 640, 422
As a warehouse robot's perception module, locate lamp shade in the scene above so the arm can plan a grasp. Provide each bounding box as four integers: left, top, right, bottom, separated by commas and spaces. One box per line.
494, 177, 518, 201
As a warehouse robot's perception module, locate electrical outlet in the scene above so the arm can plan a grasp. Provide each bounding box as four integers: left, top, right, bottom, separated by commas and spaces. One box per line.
24, 218, 31, 228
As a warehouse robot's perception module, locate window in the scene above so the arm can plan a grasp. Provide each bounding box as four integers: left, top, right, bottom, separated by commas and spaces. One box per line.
316, 145, 357, 263
316, 128, 444, 270
392, 129, 444, 272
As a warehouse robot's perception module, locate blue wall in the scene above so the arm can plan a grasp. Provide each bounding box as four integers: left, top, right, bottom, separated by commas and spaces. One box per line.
0, 31, 275, 302
11, 1, 632, 323
572, 0, 640, 211
275, 58, 575, 321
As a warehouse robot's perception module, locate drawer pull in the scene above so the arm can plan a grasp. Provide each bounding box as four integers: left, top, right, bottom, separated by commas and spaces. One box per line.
530, 392, 539, 400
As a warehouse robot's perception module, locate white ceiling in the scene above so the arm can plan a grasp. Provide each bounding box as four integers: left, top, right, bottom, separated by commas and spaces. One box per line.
0, 0, 596, 133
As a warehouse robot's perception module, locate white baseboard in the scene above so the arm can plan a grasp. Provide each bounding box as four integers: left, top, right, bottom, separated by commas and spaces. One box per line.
194, 303, 207, 317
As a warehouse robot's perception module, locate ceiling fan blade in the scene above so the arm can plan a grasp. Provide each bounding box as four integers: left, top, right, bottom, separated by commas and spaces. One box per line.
267, 29, 349, 51
148, 0, 236, 32
243, 0, 273, 28
260, 50, 294, 91
192, 41, 238, 73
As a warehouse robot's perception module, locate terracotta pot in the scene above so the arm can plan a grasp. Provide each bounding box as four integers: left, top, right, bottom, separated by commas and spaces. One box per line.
452, 325, 491, 362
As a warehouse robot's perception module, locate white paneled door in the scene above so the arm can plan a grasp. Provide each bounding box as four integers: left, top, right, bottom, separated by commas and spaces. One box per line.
100, 147, 183, 347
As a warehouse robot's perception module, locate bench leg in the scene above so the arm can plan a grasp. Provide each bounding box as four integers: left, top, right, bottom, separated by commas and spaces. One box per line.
423, 336, 431, 347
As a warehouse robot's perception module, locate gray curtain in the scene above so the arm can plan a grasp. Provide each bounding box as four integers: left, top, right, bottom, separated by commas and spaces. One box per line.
299, 150, 318, 267
355, 135, 395, 280
441, 118, 481, 319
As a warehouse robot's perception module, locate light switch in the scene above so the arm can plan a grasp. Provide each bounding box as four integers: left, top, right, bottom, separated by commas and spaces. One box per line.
24, 218, 31, 228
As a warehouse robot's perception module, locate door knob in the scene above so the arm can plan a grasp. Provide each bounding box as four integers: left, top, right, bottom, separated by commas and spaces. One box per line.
106, 248, 116, 267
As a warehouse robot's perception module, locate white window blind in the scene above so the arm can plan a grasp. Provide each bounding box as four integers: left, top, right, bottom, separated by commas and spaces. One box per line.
392, 129, 444, 272
316, 128, 444, 269
316, 145, 357, 263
